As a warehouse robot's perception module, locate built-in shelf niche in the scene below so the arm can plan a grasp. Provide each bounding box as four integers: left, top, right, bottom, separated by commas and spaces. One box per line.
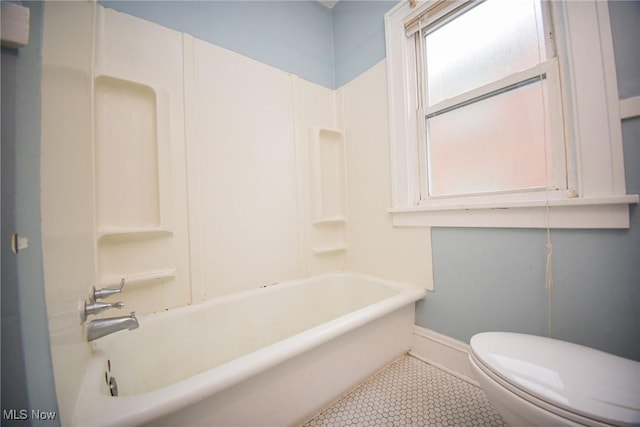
94, 74, 177, 298
309, 127, 348, 258
94, 75, 171, 232
310, 127, 346, 222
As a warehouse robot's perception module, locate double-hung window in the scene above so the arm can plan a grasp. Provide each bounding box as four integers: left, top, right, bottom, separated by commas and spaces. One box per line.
385, 0, 637, 228
416, 0, 562, 199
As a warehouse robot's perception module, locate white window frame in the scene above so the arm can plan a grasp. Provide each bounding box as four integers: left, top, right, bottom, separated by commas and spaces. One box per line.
385, 0, 638, 229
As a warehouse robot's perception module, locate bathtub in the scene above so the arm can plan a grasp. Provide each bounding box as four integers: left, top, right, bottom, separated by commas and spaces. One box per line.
73, 273, 426, 427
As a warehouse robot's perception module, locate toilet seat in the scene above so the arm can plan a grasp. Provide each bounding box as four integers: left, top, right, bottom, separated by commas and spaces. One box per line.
470, 332, 640, 426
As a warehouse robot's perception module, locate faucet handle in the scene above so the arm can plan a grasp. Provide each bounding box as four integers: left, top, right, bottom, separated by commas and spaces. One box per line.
91, 278, 125, 302
80, 300, 125, 322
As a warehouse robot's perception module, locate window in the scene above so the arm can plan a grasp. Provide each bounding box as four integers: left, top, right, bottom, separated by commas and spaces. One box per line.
420, 0, 562, 199
385, 0, 637, 228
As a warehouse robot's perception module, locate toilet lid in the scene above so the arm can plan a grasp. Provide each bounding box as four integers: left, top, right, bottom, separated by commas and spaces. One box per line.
470, 332, 640, 426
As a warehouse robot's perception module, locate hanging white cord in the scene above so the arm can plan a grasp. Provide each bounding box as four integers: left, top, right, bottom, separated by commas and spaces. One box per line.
545, 209, 553, 337
534, 0, 554, 337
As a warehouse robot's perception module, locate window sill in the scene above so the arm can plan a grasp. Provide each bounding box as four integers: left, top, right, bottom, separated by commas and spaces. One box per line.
389, 195, 639, 229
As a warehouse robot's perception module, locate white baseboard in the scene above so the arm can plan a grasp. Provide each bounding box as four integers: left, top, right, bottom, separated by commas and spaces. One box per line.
410, 325, 479, 387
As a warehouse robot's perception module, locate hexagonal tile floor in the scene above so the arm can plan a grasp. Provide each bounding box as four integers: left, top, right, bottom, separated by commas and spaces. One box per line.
302, 354, 505, 427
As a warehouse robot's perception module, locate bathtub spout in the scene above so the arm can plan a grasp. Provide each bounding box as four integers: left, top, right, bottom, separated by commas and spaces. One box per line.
87, 312, 139, 342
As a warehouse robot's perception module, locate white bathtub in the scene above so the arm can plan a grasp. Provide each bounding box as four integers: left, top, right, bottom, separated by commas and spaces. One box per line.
73, 273, 426, 427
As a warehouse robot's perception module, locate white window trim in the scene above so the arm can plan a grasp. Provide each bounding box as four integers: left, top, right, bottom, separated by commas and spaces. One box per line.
385, 0, 638, 229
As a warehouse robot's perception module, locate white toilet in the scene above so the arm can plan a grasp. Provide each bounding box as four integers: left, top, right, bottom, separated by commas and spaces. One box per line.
469, 332, 640, 426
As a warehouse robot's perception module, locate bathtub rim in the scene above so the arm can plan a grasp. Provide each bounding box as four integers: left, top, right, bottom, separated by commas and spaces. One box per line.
72, 272, 426, 427
101, 271, 424, 332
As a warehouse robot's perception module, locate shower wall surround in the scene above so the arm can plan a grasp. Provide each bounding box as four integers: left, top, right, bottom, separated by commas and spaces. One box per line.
93, 7, 192, 313
186, 35, 346, 300
40, 3, 433, 424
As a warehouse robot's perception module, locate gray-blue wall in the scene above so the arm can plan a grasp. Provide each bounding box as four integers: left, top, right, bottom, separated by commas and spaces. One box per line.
1, 1, 60, 424
100, 0, 396, 89
2, 35, 31, 427
100, 0, 336, 88
331, 0, 395, 87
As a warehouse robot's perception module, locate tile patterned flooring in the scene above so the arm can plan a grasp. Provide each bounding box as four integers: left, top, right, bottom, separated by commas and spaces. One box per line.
302, 354, 505, 427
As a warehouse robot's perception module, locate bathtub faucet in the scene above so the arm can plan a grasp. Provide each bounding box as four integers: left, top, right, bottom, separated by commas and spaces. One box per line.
91, 278, 125, 302
81, 300, 124, 322
80, 278, 128, 323
87, 312, 139, 342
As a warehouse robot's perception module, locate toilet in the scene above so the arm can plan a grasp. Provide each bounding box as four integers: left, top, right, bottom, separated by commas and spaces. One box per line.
469, 332, 640, 426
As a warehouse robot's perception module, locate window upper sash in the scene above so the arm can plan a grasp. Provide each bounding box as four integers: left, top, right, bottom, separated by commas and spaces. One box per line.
404, 0, 476, 37
425, 58, 557, 118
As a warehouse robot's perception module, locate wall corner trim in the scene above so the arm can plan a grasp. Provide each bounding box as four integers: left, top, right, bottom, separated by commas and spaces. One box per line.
1, 2, 30, 48
620, 96, 640, 120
